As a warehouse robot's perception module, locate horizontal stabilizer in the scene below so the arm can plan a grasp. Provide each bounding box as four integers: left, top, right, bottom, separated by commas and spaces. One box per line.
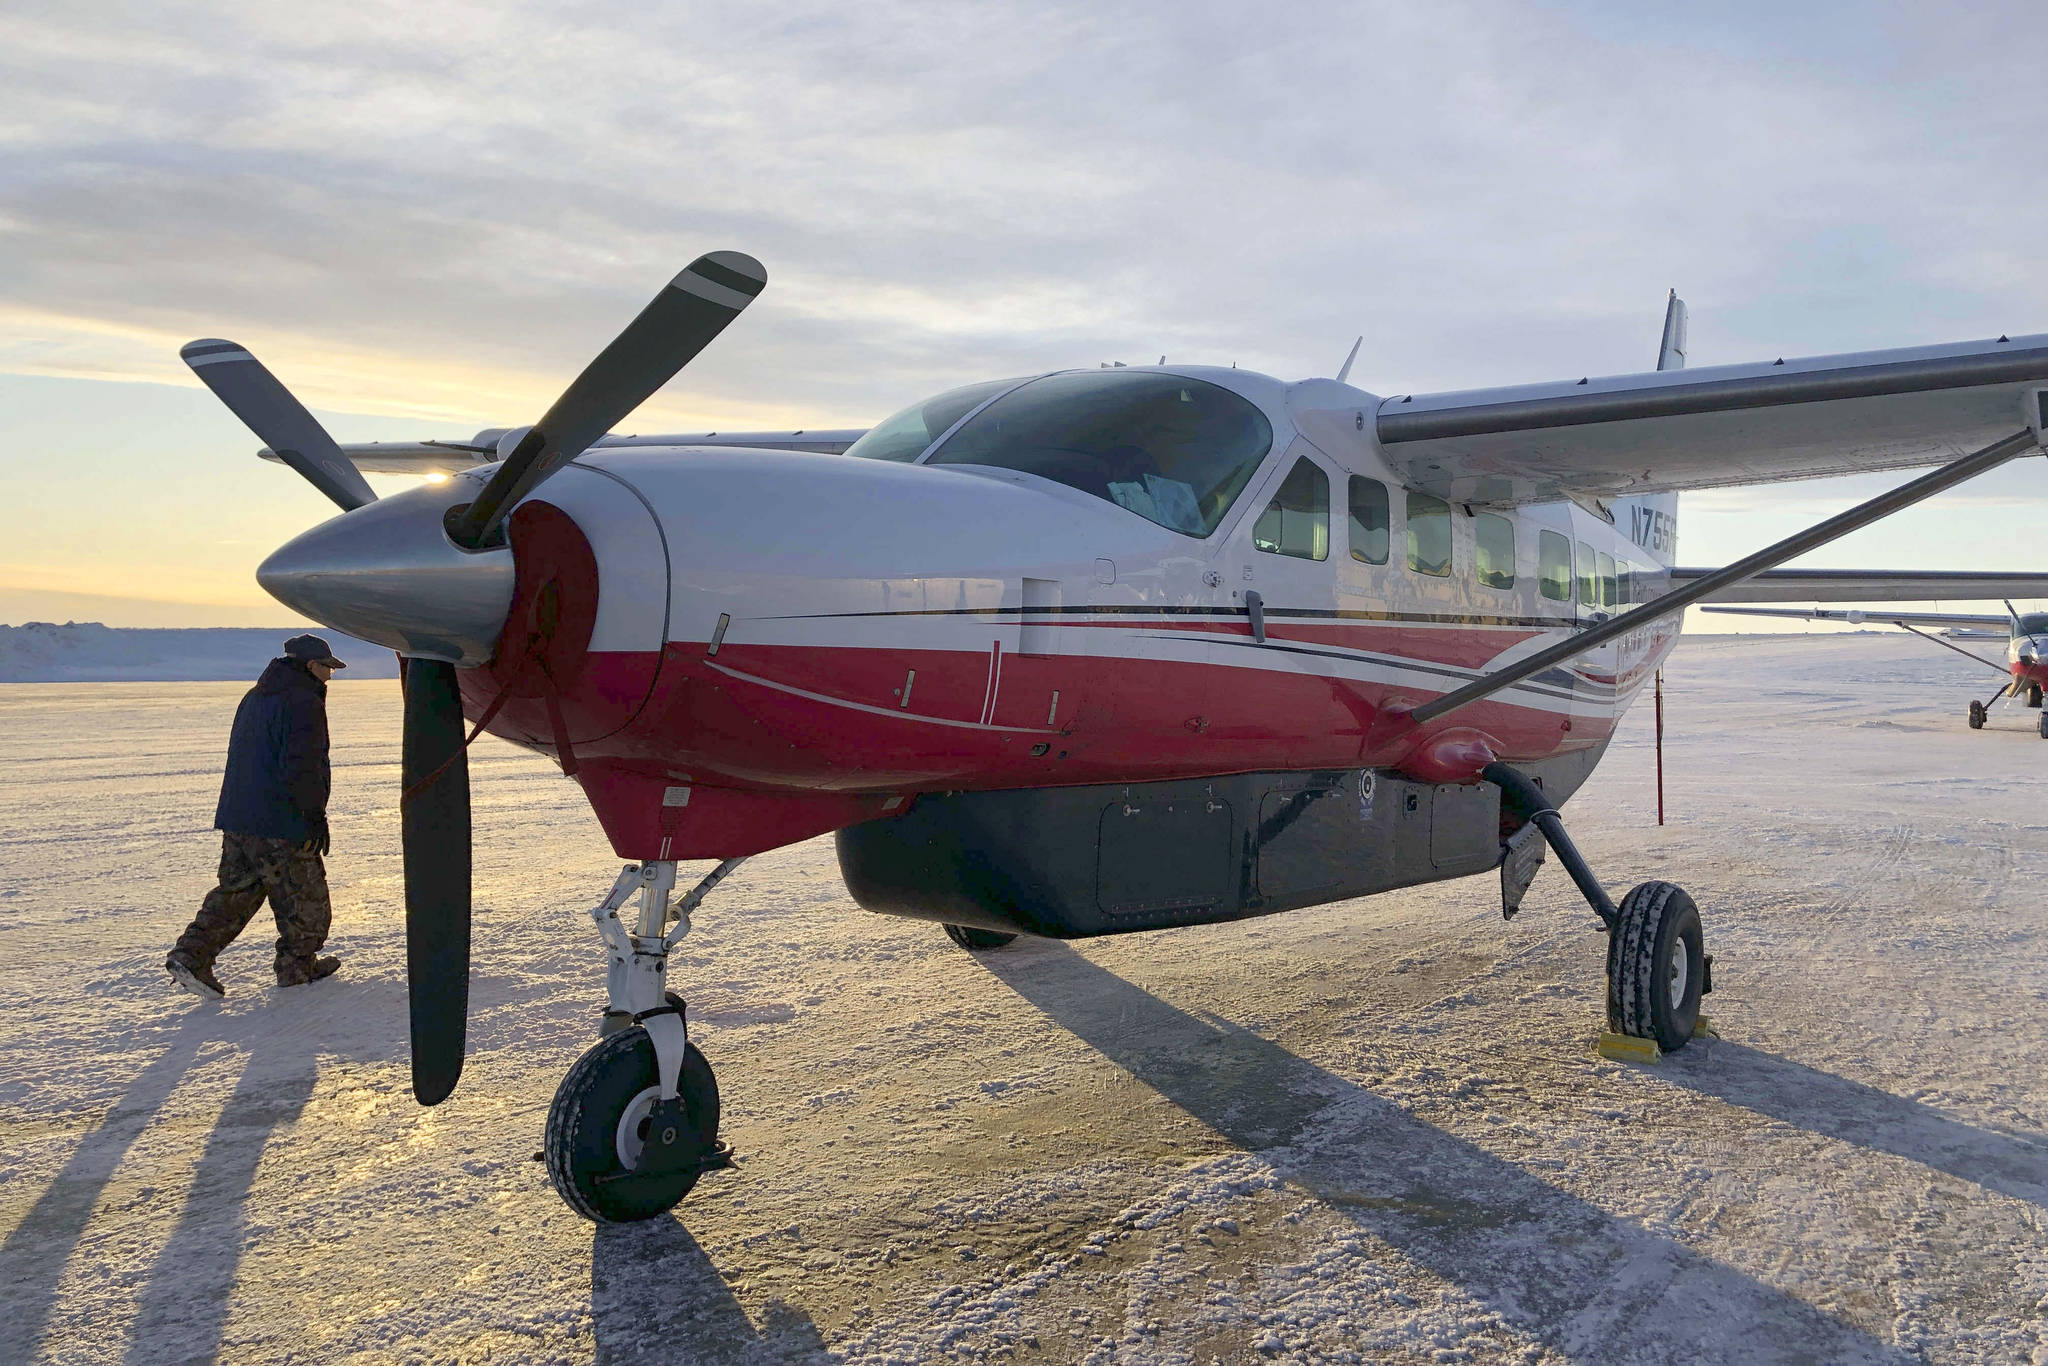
1674, 568, 2048, 604
1378, 332, 2048, 505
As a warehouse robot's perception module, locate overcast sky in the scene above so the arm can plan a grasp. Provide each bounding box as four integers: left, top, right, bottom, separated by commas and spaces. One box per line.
5, 0, 2047, 626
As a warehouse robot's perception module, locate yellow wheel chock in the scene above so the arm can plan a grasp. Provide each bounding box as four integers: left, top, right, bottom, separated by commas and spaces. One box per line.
1596, 1015, 1716, 1064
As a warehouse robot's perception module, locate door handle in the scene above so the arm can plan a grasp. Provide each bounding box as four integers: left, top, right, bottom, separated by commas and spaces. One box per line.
1245, 590, 1267, 644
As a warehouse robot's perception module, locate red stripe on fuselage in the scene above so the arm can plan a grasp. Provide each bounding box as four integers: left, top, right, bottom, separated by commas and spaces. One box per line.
487, 636, 1632, 797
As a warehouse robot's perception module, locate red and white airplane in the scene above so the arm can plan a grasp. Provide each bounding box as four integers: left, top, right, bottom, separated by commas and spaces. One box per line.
183, 264, 2048, 1221
1703, 601, 2048, 735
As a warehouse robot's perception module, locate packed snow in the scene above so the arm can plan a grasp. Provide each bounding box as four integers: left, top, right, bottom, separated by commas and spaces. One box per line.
0, 633, 2043, 1363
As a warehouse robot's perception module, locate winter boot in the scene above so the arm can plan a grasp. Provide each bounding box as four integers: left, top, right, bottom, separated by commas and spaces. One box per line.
276, 955, 341, 988
166, 949, 225, 1000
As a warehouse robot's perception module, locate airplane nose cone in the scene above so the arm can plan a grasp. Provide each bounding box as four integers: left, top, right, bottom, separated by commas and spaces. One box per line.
257, 476, 515, 666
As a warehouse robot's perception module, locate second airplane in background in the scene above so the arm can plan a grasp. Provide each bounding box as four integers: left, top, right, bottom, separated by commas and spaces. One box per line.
1703, 601, 2048, 736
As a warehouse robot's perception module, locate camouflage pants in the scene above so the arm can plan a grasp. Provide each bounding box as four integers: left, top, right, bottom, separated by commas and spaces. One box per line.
175, 832, 332, 978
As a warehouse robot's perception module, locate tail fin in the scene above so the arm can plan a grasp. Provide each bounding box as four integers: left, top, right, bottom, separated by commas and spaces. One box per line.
1656, 289, 1687, 371
1614, 292, 1686, 564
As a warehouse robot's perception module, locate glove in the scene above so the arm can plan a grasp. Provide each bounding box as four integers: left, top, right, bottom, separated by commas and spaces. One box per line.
301, 814, 330, 857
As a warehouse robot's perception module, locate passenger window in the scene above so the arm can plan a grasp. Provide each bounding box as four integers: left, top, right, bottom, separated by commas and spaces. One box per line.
1348, 476, 1389, 564
1474, 513, 1515, 590
1252, 457, 1329, 561
1577, 540, 1598, 609
1597, 552, 1616, 608
1618, 562, 1633, 605
1539, 531, 1572, 602
1406, 492, 1451, 577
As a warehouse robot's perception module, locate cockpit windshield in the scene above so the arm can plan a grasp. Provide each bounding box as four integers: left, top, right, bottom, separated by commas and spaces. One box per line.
2013, 613, 2048, 637
843, 379, 1017, 463
924, 371, 1274, 537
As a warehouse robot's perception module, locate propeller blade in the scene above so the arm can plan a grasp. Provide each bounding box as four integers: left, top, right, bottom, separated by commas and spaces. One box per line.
402, 657, 471, 1105
448, 251, 766, 547
180, 340, 378, 512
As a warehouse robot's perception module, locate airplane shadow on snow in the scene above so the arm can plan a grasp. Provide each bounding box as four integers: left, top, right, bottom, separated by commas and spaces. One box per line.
981, 941, 1920, 1364
0, 966, 406, 1365
1659, 1041, 2048, 1210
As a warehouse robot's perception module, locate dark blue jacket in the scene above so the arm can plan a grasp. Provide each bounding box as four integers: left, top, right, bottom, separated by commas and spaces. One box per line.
214, 657, 330, 841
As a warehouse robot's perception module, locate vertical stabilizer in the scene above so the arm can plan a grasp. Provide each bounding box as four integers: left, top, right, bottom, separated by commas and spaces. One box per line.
1657, 290, 1687, 371
1615, 292, 1686, 565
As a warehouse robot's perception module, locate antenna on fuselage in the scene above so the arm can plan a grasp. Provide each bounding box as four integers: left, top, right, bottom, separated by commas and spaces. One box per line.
1335, 336, 1363, 384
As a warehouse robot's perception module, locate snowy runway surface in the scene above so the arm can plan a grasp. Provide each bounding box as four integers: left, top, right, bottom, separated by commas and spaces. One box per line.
2, 634, 2044, 1363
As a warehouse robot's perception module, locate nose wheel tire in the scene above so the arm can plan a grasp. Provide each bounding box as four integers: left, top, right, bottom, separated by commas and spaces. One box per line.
1606, 881, 1705, 1053
2029, 684, 2043, 708
943, 924, 1018, 950
1968, 700, 1987, 730
545, 1026, 720, 1223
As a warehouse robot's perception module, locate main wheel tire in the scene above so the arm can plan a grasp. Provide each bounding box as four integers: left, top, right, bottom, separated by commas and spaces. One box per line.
545, 1026, 719, 1223
1968, 700, 1987, 730
2038, 709, 2047, 740
1606, 881, 1705, 1053
943, 923, 1018, 950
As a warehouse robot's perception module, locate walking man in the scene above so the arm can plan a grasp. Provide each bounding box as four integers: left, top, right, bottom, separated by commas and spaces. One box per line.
166, 634, 347, 998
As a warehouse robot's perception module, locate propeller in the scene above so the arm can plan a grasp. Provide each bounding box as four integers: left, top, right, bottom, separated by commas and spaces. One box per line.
180, 341, 378, 512
446, 251, 766, 548
186, 250, 768, 1106
402, 658, 471, 1103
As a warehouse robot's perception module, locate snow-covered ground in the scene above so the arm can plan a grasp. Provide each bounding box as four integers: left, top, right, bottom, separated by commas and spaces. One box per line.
0, 623, 398, 682
1, 633, 2043, 1364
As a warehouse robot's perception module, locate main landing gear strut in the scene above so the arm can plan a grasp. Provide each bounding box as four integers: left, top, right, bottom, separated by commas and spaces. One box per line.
1482, 763, 1712, 1055
544, 858, 746, 1222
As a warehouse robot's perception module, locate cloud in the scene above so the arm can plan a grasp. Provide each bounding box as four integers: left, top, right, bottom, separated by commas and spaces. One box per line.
10, 1, 2048, 418
6, 0, 2048, 609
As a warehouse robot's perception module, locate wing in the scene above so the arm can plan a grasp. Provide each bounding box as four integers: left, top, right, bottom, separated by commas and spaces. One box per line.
1673, 568, 2048, 604
1370, 333, 2048, 505
1701, 605, 2011, 629
258, 428, 871, 476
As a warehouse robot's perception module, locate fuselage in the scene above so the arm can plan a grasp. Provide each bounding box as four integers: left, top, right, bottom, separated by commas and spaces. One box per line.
263, 366, 1683, 860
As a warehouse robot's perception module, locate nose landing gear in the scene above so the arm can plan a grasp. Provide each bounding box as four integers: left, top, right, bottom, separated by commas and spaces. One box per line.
545, 1026, 724, 1222
546, 858, 745, 1222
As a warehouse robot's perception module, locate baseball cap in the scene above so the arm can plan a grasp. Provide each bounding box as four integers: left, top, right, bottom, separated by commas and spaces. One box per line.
283, 634, 347, 669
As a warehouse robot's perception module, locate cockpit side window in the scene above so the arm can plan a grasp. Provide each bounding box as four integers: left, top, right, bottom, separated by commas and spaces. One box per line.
1348, 476, 1390, 564
924, 371, 1274, 536
1253, 457, 1329, 560
843, 379, 1017, 463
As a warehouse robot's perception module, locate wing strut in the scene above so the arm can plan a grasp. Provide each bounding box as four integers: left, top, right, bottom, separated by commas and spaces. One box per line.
1406, 428, 2043, 726
1894, 622, 2016, 678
